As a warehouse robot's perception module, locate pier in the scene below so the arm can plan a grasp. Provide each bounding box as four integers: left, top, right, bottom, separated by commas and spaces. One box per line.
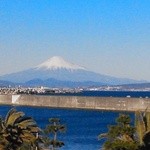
0, 95, 150, 112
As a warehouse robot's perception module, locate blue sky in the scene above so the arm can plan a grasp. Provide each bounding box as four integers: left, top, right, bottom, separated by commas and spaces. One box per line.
0, 0, 150, 81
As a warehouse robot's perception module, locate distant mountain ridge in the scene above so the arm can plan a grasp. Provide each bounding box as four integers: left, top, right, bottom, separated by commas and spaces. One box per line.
120, 83, 150, 89
24, 78, 105, 88
0, 80, 15, 87
0, 56, 146, 87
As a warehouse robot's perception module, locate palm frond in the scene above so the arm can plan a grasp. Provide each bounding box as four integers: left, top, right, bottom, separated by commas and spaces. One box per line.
98, 133, 108, 140
5, 111, 24, 126
145, 112, 150, 131
17, 119, 36, 129
20, 130, 37, 143
135, 111, 146, 144
4, 108, 17, 125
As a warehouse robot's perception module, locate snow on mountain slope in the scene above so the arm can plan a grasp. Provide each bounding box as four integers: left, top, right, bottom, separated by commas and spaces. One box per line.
36, 56, 85, 70
0, 56, 143, 85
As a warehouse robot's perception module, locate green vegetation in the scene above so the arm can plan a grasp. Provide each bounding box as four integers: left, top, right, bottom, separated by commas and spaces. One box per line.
0, 109, 66, 150
43, 118, 66, 150
135, 110, 150, 150
1, 107, 150, 150
99, 110, 150, 150
0, 108, 40, 150
99, 114, 138, 150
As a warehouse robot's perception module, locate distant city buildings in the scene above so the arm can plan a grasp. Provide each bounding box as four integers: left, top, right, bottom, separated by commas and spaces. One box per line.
0, 86, 83, 95
0, 85, 150, 95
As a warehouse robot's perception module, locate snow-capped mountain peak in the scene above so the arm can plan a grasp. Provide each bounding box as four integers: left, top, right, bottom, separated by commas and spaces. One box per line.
0, 56, 142, 85
36, 56, 85, 70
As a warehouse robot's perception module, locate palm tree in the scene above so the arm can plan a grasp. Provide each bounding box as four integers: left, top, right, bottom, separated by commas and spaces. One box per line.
44, 118, 66, 150
135, 109, 150, 150
0, 108, 40, 150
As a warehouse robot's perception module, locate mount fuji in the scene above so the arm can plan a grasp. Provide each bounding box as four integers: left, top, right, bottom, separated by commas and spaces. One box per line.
0, 56, 143, 87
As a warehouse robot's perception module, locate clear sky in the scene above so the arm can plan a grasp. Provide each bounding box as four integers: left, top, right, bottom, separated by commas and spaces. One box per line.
0, 0, 150, 81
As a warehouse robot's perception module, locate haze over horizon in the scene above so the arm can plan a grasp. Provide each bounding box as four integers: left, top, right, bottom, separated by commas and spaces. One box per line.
0, 0, 150, 81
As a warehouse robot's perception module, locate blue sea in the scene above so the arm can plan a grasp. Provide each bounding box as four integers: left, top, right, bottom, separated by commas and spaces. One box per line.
0, 105, 134, 150
42, 90, 150, 98
0, 91, 149, 149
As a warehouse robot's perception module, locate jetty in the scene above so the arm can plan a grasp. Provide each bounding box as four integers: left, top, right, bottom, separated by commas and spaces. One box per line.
0, 94, 150, 112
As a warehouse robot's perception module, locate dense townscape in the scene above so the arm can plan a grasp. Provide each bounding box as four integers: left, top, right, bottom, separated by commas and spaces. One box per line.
0, 87, 82, 95
0, 84, 150, 95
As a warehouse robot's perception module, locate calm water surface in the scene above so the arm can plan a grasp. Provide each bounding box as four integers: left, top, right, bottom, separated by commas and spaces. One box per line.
0, 105, 134, 150
43, 91, 150, 98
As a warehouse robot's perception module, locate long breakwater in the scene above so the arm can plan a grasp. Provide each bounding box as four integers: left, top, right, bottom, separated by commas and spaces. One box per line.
0, 94, 150, 111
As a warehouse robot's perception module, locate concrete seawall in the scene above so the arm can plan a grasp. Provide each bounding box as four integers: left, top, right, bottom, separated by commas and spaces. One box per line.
0, 94, 150, 111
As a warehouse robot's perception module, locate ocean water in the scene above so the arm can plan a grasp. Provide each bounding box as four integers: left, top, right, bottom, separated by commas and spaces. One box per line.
0, 105, 134, 150
43, 91, 150, 98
